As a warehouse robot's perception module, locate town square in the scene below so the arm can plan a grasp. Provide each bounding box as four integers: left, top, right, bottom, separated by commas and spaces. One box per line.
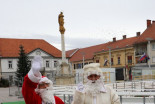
0, 0, 155, 104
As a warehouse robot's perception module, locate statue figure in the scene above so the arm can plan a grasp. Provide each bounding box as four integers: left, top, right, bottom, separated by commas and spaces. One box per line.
58, 12, 65, 34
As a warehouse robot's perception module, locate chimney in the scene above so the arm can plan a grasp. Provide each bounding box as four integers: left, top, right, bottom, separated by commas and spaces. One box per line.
123, 35, 126, 39
147, 20, 151, 28
136, 32, 141, 37
113, 37, 116, 42
152, 21, 155, 24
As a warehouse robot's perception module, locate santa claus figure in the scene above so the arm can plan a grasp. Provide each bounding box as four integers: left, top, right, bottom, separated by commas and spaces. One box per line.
22, 55, 64, 104
72, 63, 120, 104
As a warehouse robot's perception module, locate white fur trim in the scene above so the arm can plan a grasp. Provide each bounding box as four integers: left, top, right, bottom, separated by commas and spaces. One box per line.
42, 96, 55, 104
39, 77, 53, 84
83, 63, 102, 74
28, 69, 42, 83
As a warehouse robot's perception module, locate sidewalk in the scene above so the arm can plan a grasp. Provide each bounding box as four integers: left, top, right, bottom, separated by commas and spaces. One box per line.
0, 88, 24, 104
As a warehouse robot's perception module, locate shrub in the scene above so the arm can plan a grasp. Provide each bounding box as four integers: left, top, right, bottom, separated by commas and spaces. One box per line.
0, 78, 9, 87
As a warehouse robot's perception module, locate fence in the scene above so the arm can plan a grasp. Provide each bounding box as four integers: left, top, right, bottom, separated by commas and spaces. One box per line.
54, 89, 155, 104
7, 78, 155, 104
8, 79, 23, 98
112, 80, 155, 89
53, 81, 155, 104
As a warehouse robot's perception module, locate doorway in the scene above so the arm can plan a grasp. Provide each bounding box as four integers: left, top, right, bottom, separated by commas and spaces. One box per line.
116, 68, 124, 80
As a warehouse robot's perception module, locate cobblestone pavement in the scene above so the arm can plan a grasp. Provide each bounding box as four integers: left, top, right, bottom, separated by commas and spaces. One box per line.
0, 88, 24, 103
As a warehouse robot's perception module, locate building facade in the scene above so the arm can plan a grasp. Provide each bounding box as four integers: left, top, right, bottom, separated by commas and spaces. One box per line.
67, 20, 155, 82
0, 38, 69, 84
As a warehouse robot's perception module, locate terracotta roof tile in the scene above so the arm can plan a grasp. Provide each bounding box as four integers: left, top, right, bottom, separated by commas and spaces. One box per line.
0, 38, 64, 57
66, 48, 79, 57
69, 42, 110, 62
135, 22, 155, 43
69, 36, 139, 62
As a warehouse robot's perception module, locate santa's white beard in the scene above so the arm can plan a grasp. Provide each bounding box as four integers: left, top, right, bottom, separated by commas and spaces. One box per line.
36, 85, 54, 103
84, 79, 103, 96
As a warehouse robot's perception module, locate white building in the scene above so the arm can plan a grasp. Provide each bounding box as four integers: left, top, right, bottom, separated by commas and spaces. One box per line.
0, 38, 69, 83
133, 20, 155, 79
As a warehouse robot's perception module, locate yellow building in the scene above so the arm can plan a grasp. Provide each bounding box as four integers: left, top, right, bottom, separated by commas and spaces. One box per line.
94, 36, 139, 80
95, 47, 134, 68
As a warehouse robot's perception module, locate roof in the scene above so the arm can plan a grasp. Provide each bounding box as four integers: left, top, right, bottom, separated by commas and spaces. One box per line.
66, 48, 79, 57
105, 36, 139, 51
0, 38, 65, 57
135, 21, 155, 44
69, 42, 110, 62
69, 36, 139, 62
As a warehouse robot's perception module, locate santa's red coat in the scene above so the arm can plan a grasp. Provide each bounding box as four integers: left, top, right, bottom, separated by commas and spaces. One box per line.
22, 74, 64, 104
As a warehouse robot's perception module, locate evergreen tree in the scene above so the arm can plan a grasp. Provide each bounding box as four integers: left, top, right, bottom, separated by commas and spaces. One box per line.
15, 45, 31, 84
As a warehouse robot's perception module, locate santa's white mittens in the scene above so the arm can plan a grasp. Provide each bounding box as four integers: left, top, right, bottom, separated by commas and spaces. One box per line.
77, 82, 84, 92
33, 55, 43, 64
32, 55, 43, 77
28, 55, 43, 83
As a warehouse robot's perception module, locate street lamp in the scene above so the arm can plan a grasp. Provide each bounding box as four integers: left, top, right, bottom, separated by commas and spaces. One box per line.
145, 37, 153, 68
81, 52, 85, 68
108, 46, 111, 68
125, 45, 128, 81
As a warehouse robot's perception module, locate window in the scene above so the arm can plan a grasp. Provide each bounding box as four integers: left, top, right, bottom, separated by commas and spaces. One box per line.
54, 61, 58, 67
77, 63, 82, 69
96, 60, 99, 63
46, 60, 49, 68
128, 56, 132, 64
152, 43, 155, 50
8, 61, 13, 69
84, 62, 88, 65
111, 58, 113, 65
153, 57, 155, 63
74, 64, 76, 69
118, 57, 120, 64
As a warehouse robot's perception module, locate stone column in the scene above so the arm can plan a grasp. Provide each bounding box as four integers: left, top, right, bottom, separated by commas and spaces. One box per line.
61, 33, 66, 63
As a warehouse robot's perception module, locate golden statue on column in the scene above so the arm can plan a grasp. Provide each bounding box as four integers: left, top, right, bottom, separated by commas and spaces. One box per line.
56, 12, 75, 85
58, 12, 65, 35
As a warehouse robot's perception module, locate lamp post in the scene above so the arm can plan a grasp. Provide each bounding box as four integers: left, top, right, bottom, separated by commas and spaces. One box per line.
125, 45, 128, 81
81, 52, 85, 68
145, 37, 153, 68
108, 46, 111, 68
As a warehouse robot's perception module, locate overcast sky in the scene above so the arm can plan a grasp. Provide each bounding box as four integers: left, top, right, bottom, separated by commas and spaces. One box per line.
0, 0, 155, 50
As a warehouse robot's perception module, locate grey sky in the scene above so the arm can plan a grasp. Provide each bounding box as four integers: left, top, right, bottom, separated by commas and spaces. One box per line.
0, 0, 155, 50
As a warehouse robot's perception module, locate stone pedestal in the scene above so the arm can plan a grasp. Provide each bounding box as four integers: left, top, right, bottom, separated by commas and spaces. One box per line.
60, 62, 70, 74
56, 75, 75, 85
56, 62, 75, 85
